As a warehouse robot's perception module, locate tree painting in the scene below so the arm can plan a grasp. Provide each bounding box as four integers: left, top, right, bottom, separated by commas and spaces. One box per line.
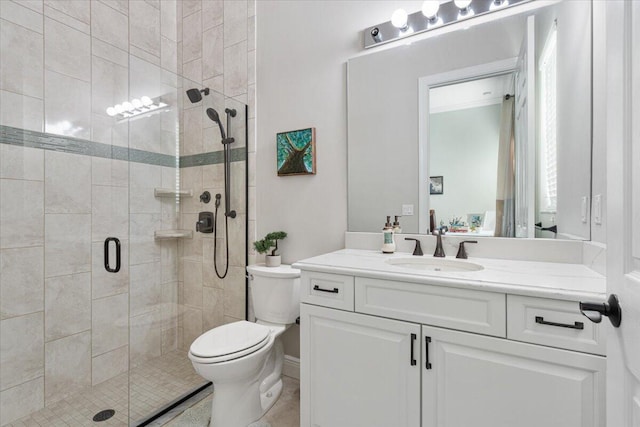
277, 128, 316, 176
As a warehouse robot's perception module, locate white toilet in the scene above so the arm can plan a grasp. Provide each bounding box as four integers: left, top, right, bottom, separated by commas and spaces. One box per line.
188, 264, 300, 427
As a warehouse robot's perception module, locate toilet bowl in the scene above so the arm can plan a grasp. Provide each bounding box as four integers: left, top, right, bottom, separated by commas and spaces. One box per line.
189, 264, 300, 427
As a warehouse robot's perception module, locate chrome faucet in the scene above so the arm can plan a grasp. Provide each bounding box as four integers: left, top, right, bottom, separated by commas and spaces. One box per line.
432, 229, 445, 257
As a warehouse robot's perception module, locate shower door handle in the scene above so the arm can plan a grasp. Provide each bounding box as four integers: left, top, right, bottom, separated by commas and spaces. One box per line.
104, 237, 121, 273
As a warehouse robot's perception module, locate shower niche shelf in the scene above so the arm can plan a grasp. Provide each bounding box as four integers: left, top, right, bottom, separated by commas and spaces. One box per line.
154, 230, 194, 240
154, 188, 193, 198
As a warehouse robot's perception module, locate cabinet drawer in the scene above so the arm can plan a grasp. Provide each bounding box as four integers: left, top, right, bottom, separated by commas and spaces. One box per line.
507, 295, 605, 355
300, 271, 355, 311
355, 277, 506, 337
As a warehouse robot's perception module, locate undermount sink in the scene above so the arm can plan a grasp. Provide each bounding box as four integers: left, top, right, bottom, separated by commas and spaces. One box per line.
386, 257, 484, 272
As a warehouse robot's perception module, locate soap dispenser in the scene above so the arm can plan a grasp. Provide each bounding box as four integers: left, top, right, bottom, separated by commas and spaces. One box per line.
392, 216, 402, 234
382, 216, 396, 254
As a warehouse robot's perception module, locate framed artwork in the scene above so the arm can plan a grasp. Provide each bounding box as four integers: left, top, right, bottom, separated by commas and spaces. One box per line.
467, 213, 484, 228
276, 127, 316, 176
429, 176, 443, 195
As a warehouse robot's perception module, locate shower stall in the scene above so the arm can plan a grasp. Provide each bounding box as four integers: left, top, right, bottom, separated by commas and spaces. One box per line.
0, 1, 250, 425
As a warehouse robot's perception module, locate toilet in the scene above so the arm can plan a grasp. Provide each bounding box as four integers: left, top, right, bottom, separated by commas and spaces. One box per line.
188, 264, 300, 427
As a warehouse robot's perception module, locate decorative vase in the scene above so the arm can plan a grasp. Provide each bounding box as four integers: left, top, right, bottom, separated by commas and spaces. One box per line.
265, 255, 281, 267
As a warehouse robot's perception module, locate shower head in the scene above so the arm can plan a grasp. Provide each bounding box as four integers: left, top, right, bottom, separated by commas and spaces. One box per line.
206, 108, 226, 140
186, 87, 210, 103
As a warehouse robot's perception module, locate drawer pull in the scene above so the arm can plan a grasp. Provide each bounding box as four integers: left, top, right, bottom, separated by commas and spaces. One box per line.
535, 316, 584, 330
410, 333, 417, 366
313, 285, 339, 294
425, 336, 432, 370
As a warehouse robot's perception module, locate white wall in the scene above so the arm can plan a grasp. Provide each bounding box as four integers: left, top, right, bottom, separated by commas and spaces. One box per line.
256, 1, 423, 265
429, 105, 502, 227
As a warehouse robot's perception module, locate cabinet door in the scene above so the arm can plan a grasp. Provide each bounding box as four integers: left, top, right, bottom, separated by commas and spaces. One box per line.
301, 304, 420, 427
422, 325, 605, 427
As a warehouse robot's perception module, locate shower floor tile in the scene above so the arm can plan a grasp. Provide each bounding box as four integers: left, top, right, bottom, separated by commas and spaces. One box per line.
6, 350, 205, 427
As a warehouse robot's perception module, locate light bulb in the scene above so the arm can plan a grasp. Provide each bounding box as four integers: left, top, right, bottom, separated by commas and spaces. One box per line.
422, 1, 440, 19
114, 104, 125, 114
122, 102, 134, 111
141, 96, 153, 106
391, 9, 409, 30
106, 107, 117, 117
131, 98, 142, 109
454, 0, 472, 9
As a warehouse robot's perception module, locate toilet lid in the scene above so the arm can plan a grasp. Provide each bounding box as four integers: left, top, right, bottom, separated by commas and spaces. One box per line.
190, 321, 271, 359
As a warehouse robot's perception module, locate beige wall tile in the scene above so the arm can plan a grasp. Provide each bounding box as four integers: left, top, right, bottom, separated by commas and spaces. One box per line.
44, 214, 91, 277
130, 0, 161, 58
223, 266, 246, 319
44, 331, 91, 405
92, 185, 129, 243
0, 179, 44, 249
45, 151, 91, 214
44, 0, 90, 25
0, 312, 44, 390
130, 213, 162, 265
0, 90, 44, 133
183, 259, 203, 308
44, 17, 90, 82
0, 145, 44, 181
91, 0, 128, 51
0, 0, 43, 33
0, 20, 43, 98
44, 272, 91, 341
223, 0, 247, 47
203, 286, 223, 330
130, 311, 162, 366
0, 247, 44, 320
130, 262, 162, 317
92, 293, 128, 356
223, 41, 248, 97
92, 345, 128, 386
202, 24, 223, 80
0, 377, 44, 426
182, 10, 202, 63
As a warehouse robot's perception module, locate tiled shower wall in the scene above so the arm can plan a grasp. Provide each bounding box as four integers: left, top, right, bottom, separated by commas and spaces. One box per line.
176, 0, 257, 351
0, 0, 182, 424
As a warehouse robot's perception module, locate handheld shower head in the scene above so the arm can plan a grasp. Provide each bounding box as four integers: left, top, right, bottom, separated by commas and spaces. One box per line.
186, 87, 210, 103
206, 108, 226, 140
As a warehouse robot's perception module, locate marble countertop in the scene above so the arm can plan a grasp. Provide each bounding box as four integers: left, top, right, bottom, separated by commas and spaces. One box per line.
293, 249, 606, 301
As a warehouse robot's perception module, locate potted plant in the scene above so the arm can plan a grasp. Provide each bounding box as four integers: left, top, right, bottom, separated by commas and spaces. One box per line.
253, 231, 287, 267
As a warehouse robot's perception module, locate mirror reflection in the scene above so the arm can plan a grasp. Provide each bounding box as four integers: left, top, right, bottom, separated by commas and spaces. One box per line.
347, 1, 592, 240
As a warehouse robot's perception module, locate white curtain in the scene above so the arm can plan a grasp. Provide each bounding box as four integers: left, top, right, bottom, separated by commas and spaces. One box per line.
495, 96, 516, 237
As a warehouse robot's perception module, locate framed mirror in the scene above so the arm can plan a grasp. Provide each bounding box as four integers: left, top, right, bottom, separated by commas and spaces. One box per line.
347, 1, 592, 240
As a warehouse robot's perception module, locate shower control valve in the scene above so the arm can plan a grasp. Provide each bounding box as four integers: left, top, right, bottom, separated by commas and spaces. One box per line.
196, 212, 214, 233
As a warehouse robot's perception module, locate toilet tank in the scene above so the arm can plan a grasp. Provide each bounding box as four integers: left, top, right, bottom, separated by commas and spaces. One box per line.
247, 264, 300, 324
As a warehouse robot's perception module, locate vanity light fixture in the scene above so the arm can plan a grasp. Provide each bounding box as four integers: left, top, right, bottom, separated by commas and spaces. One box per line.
454, 0, 473, 16
106, 96, 168, 121
363, 0, 530, 49
391, 8, 409, 31
422, 1, 441, 24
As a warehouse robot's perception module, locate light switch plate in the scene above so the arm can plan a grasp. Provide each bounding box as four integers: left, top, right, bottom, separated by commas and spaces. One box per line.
593, 194, 602, 225
402, 204, 414, 216
581, 196, 588, 223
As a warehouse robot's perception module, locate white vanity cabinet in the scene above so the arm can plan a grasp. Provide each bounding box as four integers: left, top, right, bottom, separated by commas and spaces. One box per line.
299, 270, 606, 427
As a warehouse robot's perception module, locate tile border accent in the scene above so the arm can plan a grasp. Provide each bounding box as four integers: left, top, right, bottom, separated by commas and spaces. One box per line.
0, 125, 245, 168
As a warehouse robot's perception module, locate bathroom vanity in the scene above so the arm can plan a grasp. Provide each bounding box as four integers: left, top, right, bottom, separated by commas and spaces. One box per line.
294, 249, 606, 427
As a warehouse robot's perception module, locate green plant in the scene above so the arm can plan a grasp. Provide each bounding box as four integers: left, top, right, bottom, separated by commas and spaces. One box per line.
253, 231, 287, 256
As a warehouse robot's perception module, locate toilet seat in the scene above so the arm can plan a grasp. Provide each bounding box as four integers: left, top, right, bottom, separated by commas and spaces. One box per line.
189, 321, 272, 364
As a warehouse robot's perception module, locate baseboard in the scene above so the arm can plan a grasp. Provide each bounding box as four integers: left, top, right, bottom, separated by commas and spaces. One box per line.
282, 355, 300, 380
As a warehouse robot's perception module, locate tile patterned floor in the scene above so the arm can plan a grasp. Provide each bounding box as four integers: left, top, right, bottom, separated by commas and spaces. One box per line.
6, 350, 206, 427
164, 375, 300, 427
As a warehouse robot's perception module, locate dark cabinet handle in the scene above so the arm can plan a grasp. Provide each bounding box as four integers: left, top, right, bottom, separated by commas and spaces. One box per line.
104, 237, 121, 273
425, 336, 432, 370
535, 316, 584, 330
410, 333, 417, 366
313, 285, 339, 294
